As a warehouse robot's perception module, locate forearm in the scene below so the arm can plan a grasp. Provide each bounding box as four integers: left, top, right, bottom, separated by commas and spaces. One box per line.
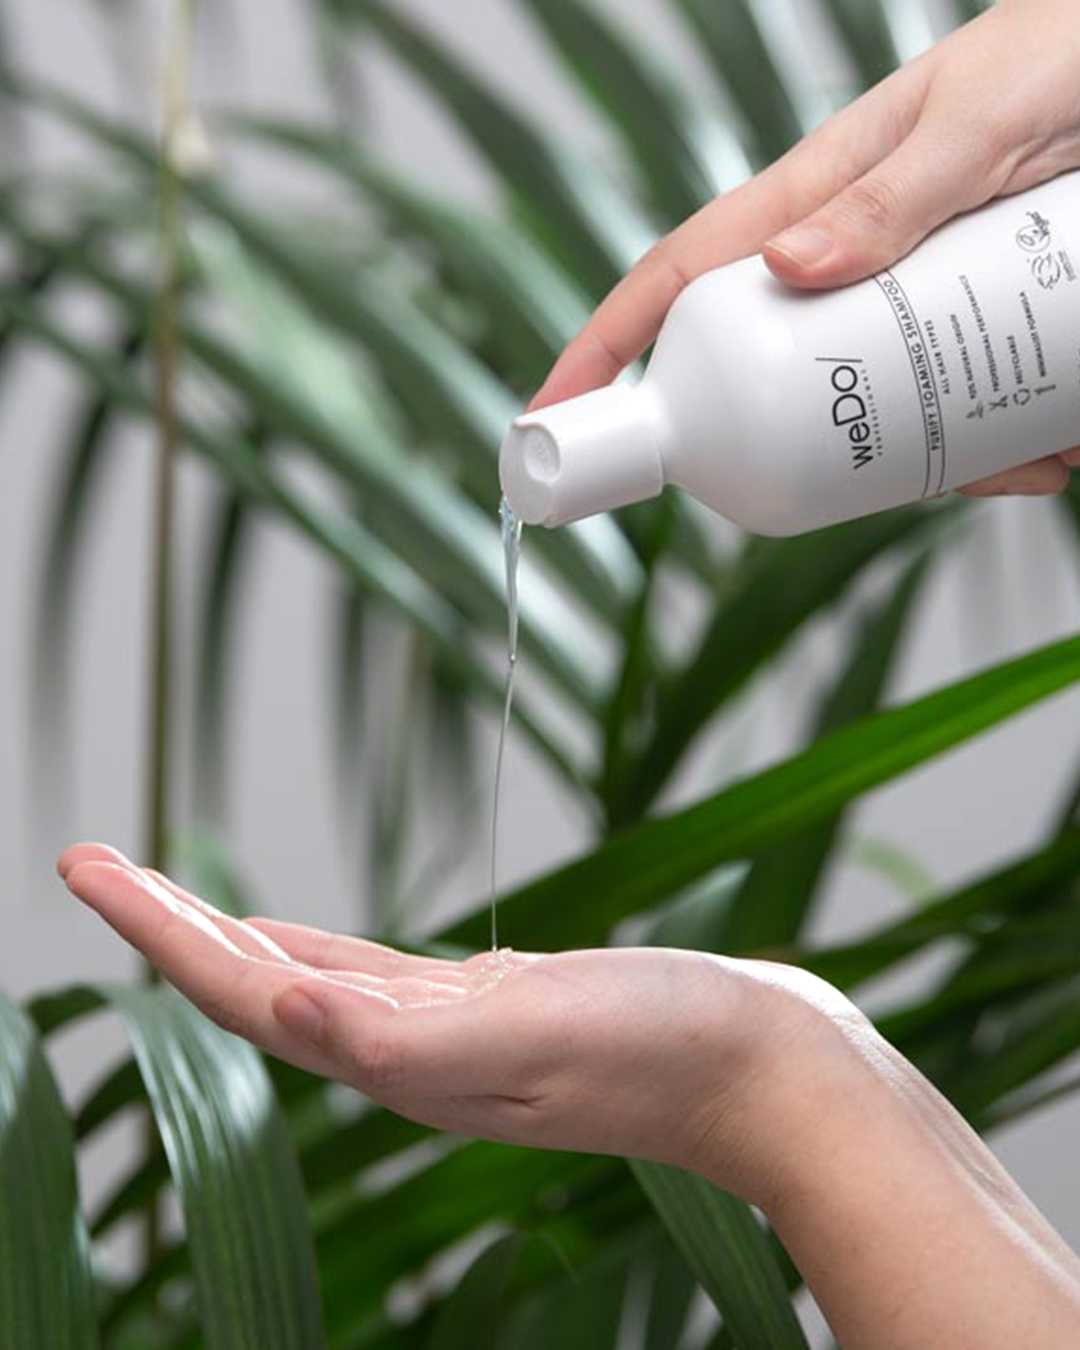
730, 1027, 1080, 1348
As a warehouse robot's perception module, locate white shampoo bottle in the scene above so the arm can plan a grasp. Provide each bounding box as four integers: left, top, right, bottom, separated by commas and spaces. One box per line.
500, 170, 1080, 536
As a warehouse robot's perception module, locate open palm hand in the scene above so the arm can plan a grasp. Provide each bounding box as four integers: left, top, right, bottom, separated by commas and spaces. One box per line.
59, 842, 840, 1201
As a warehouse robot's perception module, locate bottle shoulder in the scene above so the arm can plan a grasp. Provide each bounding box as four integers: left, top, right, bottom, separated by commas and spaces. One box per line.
646, 257, 815, 534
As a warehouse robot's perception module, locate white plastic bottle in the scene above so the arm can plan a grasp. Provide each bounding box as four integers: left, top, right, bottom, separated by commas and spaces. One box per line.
500, 170, 1080, 536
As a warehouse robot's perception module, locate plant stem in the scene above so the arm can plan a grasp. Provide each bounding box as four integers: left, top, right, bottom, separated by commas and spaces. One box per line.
142, 0, 195, 1272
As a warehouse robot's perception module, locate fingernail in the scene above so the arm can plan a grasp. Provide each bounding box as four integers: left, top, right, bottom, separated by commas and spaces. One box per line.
767, 225, 834, 268
275, 988, 325, 1044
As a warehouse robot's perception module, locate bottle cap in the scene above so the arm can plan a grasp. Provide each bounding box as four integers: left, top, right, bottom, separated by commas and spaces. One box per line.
499, 383, 665, 527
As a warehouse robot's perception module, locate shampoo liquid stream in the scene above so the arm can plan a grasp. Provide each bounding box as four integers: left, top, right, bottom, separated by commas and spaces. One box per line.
500, 170, 1080, 535
489, 496, 522, 951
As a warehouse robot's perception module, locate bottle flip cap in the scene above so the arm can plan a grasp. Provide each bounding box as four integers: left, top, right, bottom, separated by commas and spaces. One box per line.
499, 383, 665, 527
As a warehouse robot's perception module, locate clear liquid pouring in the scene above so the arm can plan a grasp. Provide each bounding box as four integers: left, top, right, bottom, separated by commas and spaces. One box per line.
489, 496, 522, 951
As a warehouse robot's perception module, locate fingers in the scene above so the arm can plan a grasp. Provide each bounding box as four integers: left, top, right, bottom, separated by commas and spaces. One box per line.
59, 843, 296, 964
62, 859, 393, 1079
61, 847, 544, 1106
58, 843, 452, 979
270, 957, 538, 1099
959, 454, 1071, 498
764, 117, 999, 289
245, 916, 467, 982
530, 66, 930, 409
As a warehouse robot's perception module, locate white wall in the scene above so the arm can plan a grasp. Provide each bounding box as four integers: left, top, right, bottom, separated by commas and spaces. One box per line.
4, 0, 1080, 1339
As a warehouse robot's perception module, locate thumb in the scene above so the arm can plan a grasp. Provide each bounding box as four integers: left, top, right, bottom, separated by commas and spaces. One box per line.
763, 125, 994, 289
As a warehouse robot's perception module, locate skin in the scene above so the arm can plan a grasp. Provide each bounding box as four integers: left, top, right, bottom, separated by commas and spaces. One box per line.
61, 843, 1080, 1347
530, 0, 1080, 498
53, 6, 1080, 1343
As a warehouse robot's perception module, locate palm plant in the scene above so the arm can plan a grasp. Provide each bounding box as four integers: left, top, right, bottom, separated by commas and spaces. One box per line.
6, 0, 1080, 1346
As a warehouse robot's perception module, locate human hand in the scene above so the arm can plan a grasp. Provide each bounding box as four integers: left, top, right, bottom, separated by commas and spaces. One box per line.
533, 0, 1080, 498
59, 842, 870, 1211
59, 843, 1080, 1346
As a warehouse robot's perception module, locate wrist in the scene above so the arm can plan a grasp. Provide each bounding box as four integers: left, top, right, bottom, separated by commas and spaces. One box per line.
676, 959, 885, 1209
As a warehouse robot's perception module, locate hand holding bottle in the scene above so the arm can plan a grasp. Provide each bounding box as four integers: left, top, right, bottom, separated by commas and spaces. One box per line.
530, 0, 1080, 499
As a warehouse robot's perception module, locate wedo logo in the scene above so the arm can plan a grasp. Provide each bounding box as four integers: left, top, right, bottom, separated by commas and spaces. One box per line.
817, 358, 876, 470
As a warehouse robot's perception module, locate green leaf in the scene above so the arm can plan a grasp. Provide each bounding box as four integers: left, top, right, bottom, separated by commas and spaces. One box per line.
845, 834, 935, 905
75, 1057, 145, 1140
332, 0, 654, 296
428, 1233, 526, 1350
0, 94, 641, 635
613, 509, 957, 823
227, 116, 589, 390
880, 936, 1080, 1045
519, 0, 744, 223
192, 427, 266, 826
498, 1226, 641, 1350
171, 831, 254, 920
0, 993, 98, 1349
31, 322, 144, 837
808, 828, 1080, 991
1055, 478, 1080, 579
599, 495, 674, 814
820, 0, 901, 88
647, 865, 750, 953
185, 215, 639, 635
950, 0, 990, 24
721, 552, 933, 950
105, 983, 326, 1349
631, 1161, 807, 1349
443, 631, 1080, 951
642, 1235, 698, 1350
2, 293, 585, 787
177, 225, 606, 714
671, 0, 804, 164
983, 1067, 1080, 1133
332, 576, 370, 890
317, 1145, 619, 1339
0, 221, 85, 363
945, 978, 1080, 1122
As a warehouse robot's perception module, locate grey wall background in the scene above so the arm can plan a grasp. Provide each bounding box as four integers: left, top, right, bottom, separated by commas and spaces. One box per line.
3, 1, 1080, 1342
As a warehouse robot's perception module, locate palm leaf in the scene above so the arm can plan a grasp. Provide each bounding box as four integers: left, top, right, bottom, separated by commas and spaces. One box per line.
428, 1232, 526, 1350
227, 115, 589, 390
611, 508, 958, 823
641, 1232, 699, 1350
631, 1161, 807, 1349
105, 983, 326, 1347
0, 993, 97, 1350
671, 0, 804, 164
2, 294, 586, 786
331, 0, 654, 296
443, 631, 1080, 950
498, 1228, 640, 1350
721, 550, 934, 950
820, 0, 901, 88
0, 86, 643, 628
807, 829, 1080, 990
31, 323, 144, 835
519, 0, 745, 223
946, 978, 1080, 1123
192, 425, 267, 826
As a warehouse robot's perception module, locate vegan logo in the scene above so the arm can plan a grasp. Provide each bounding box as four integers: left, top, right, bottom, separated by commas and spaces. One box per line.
1015, 209, 1074, 290
1016, 211, 1051, 253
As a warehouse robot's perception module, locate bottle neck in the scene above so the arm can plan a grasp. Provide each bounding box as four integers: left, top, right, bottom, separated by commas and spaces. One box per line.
499, 382, 667, 527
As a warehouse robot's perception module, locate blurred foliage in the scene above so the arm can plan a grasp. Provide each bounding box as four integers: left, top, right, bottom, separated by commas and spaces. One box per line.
10, 1, 1080, 1348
